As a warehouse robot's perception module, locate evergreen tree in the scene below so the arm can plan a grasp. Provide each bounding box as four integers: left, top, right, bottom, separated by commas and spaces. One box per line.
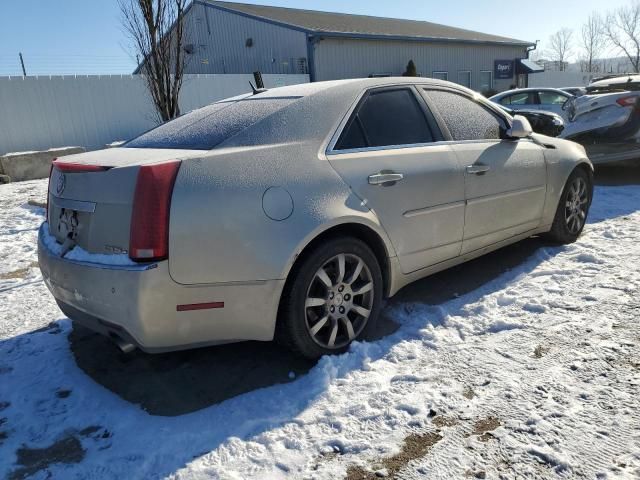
402, 60, 417, 77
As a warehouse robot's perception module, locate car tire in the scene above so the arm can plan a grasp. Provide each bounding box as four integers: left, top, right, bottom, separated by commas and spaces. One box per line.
544, 167, 593, 244
278, 237, 383, 360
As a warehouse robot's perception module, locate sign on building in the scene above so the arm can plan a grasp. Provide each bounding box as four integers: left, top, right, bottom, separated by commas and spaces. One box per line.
494, 60, 514, 79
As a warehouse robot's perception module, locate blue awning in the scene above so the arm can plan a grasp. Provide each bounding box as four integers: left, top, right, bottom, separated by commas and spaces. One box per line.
517, 58, 544, 74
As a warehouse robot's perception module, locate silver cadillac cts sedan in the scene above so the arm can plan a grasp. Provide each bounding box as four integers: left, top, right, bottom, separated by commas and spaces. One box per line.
38, 78, 593, 359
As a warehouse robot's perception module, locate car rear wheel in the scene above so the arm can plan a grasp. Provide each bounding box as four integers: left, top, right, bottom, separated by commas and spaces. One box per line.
278, 237, 383, 359
544, 167, 593, 244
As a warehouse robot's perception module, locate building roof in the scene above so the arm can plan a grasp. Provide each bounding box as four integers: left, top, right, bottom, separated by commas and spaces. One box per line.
204, 0, 533, 46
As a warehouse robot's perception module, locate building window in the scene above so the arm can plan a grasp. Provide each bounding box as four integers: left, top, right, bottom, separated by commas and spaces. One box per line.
479, 71, 493, 93
457, 70, 471, 88
432, 71, 448, 80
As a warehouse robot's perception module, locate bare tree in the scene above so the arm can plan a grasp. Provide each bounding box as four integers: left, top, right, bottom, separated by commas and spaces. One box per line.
580, 13, 607, 72
120, 0, 188, 121
604, 1, 640, 73
547, 28, 573, 71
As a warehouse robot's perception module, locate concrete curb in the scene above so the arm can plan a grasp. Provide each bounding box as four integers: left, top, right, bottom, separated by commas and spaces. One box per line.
0, 147, 85, 182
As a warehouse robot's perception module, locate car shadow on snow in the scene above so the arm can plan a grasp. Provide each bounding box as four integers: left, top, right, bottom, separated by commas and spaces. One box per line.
69, 325, 316, 417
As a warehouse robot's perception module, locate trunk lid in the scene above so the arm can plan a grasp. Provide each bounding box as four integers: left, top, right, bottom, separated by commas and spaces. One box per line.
47, 147, 204, 257
562, 91, 639, 138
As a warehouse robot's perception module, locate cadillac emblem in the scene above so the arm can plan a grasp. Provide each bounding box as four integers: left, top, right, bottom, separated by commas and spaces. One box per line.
56, 173, 66, 195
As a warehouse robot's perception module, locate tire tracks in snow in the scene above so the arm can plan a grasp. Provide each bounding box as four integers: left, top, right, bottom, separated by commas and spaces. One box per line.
396, 293, 639, 478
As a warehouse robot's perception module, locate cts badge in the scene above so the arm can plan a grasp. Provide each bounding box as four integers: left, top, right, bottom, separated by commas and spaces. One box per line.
56, 173, 66, 195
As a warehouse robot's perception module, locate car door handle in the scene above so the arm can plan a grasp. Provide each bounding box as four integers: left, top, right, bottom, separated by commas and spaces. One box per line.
368, 172, 404, 186
466, 164, 490, 175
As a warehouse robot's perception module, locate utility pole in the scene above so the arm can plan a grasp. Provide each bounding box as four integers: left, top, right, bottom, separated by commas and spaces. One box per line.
19, 52, 26, 76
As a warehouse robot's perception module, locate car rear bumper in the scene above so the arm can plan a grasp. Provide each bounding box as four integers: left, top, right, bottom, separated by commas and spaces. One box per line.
38, 223, 284, 352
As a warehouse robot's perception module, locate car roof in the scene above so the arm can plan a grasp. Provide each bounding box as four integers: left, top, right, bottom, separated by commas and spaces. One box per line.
214, 77, 490, 149
589, 74, 640, 87
489, 87, 571, 100
243, 77, 473, 99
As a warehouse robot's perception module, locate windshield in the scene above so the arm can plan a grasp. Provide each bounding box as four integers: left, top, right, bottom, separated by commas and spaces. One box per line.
125, 96, 300, 150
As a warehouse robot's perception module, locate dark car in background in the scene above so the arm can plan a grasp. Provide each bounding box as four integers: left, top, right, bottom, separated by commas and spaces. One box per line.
498, 105, 565, 137
489, 88, 573, 121
560, 87, 587, 97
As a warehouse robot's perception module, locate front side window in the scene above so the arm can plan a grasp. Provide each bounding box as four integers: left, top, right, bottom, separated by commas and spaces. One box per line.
538, 91, 570, 105
423, 89, 504, 141
335, 89, 433, 150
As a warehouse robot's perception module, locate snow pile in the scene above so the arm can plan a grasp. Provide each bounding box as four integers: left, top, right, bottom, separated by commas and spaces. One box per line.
0, 179, 639, 479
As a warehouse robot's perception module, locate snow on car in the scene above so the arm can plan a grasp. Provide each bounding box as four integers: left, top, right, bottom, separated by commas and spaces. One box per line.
1, 178, 639, 479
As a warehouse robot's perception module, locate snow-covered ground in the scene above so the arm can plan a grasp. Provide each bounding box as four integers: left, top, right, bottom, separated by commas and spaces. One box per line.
0, 179, 639, 479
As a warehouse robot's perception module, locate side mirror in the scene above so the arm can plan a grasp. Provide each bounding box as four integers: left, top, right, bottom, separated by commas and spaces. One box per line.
507, 115, 533, 139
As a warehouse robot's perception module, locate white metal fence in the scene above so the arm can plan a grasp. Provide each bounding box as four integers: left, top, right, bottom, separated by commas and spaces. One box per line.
528, 71, 595, 88
0, 74, 309, 155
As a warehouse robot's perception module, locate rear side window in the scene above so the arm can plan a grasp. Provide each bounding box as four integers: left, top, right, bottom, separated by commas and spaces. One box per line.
424, 89, 504, 141
500, 92, 535, 105
539, 91, 569, 105
125, 97, 298, 150
335, 89, 433, 150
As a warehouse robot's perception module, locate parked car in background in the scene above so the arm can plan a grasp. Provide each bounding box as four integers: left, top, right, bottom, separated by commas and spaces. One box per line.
560, 87, 587, 97
39, 78, 593, 360
497, 105, 564, 137
586, 74, 640, 92
561, 75, 640, 164
489, 88, 574, 120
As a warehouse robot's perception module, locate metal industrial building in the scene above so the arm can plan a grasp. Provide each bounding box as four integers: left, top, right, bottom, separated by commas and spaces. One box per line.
140, 1, 540, 92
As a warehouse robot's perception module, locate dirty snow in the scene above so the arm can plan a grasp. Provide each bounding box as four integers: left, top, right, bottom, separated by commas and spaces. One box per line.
0, 179, 639, 479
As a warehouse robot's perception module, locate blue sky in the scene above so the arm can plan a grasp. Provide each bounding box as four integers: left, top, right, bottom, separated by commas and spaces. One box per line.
0, 0, 629, 75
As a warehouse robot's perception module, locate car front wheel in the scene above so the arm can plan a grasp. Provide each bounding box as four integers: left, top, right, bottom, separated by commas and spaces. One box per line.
545, 167, 593, 244
278, 237, 383, 359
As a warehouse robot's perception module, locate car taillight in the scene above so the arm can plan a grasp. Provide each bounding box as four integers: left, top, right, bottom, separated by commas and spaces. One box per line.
129, 160, 181, 262
616, 95, 637, 107
51, 160, 109, 173
46, 161, 54, 221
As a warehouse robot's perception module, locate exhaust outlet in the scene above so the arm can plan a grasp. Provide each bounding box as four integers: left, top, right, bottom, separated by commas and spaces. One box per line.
116, 339, 136, 354
110, 333, 136, 353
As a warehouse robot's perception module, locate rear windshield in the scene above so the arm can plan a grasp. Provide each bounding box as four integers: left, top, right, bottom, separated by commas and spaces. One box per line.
125, 96, 299, 150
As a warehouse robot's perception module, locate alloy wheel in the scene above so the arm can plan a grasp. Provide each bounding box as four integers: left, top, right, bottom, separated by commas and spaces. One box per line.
304, 253, 374, 349
564, 176, 589, 234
